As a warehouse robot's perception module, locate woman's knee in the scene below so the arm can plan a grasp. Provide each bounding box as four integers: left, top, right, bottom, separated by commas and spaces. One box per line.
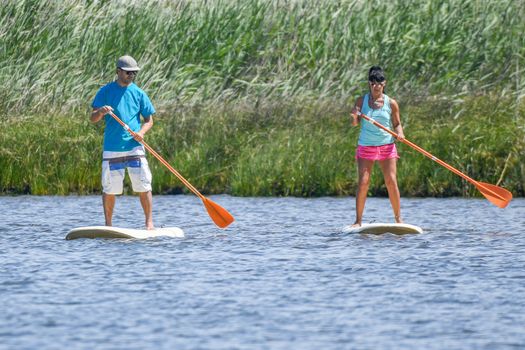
358, 175, 371, 188
384, 175, 398, 188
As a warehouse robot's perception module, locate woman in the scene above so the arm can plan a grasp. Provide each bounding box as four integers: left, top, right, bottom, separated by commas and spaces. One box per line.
350, 66, 405, 227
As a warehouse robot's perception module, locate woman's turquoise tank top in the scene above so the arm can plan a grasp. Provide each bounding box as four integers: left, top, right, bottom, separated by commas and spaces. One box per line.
358, 93, 395, 146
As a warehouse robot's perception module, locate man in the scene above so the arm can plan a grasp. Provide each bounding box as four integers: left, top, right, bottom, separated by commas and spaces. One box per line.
91, 55, 155, 229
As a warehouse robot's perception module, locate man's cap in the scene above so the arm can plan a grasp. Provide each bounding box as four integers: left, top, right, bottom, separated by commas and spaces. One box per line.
117, 55, 141, 71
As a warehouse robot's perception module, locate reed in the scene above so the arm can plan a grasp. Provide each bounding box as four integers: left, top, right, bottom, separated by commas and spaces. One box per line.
1, 0, 523, 197
0, 0, 523, 117
1, 96, 523, 196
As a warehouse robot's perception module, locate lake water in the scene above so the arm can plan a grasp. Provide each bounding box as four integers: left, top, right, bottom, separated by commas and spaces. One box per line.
1, 195, 524, 350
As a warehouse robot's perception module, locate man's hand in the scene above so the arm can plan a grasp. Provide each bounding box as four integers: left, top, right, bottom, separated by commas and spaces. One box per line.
98, 105, 113, 115
90, 105, 113, 123
133, 131, 144, 142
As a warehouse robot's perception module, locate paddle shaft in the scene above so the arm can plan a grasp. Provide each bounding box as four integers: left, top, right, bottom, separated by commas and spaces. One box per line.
108, 111, 205, 200
357, 112, 506, 201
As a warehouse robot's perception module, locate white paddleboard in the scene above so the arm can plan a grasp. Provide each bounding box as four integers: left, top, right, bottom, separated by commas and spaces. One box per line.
66, 226, 184, 240
342, 223, 423, 235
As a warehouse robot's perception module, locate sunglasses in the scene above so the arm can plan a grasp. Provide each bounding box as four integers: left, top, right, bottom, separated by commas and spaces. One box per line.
369, 81, 385, 86
119, 69, 138, 76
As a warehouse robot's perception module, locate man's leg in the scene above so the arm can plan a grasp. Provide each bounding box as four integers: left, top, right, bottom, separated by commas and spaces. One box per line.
103, 193, 116, 226
129, 157, 154, 230
139, 191, 154, 230
101, 159, 124, 227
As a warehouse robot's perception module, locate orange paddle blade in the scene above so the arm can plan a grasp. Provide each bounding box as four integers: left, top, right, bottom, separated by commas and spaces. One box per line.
202, 197, 235, 228
475, 182, 513, 208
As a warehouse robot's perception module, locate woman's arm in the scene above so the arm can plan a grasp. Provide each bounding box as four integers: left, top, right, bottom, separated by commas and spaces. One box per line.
390, 98, 405, 140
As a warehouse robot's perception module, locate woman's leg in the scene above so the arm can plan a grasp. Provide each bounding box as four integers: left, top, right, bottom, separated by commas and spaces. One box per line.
354, 158, 375, 226
378, 158, 402, 223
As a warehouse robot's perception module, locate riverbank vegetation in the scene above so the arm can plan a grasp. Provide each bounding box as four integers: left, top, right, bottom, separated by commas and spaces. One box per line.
1, 0, 524, 197
2, 96, 523, 197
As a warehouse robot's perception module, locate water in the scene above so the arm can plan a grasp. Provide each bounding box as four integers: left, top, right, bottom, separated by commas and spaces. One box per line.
1, 195, 524, 350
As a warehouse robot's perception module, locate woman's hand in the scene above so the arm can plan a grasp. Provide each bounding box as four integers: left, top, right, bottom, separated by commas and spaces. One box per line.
350, 106, 360, 126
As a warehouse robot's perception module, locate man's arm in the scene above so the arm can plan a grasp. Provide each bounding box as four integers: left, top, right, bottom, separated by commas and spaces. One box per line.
90, 106, 113, 123
134, 115, 154, 142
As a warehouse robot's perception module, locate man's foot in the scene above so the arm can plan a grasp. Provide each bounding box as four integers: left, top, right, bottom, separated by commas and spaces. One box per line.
395, 216, 403, 223
145, 219, 155, 230
350, 222, 361, 228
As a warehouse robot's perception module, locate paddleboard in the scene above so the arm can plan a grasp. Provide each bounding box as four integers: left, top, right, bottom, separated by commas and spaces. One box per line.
342, 223, 423, 235
65, 226, 184, 240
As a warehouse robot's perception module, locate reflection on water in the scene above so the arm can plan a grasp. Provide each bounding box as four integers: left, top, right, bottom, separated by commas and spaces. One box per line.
1, 195, 524, 349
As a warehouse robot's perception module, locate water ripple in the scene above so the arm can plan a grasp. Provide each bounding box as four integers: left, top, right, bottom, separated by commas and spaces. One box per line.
0, 195, 524, 349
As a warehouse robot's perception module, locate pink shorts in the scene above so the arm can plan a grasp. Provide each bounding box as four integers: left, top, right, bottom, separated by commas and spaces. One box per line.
355, 143, 399, 161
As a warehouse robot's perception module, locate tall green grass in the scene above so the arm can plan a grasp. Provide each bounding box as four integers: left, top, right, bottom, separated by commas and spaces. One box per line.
0, 0, 524, 116
0, 116, 101, 194
1, 96, 523, 196
1, 0, 524, 197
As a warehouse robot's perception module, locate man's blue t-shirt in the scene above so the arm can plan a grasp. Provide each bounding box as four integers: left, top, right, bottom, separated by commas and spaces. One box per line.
92, 82, 155, 152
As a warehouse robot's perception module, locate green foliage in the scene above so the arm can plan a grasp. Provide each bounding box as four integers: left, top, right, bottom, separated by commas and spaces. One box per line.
0, 0, 524, 116
1, 0, 524, 197
0, 116, 101, 194
1, 96, 523, 197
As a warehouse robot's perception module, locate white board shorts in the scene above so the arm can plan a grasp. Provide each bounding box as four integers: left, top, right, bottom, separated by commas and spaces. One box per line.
101, 147, 152, 194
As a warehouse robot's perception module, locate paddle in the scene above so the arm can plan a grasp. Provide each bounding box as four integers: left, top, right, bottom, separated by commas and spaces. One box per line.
108, 111, 235, 228
355, 112, 513, 208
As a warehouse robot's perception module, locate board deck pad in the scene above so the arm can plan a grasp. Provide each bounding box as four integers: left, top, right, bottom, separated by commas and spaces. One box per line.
66, 226, 184, 240
342, 223, 423, 235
